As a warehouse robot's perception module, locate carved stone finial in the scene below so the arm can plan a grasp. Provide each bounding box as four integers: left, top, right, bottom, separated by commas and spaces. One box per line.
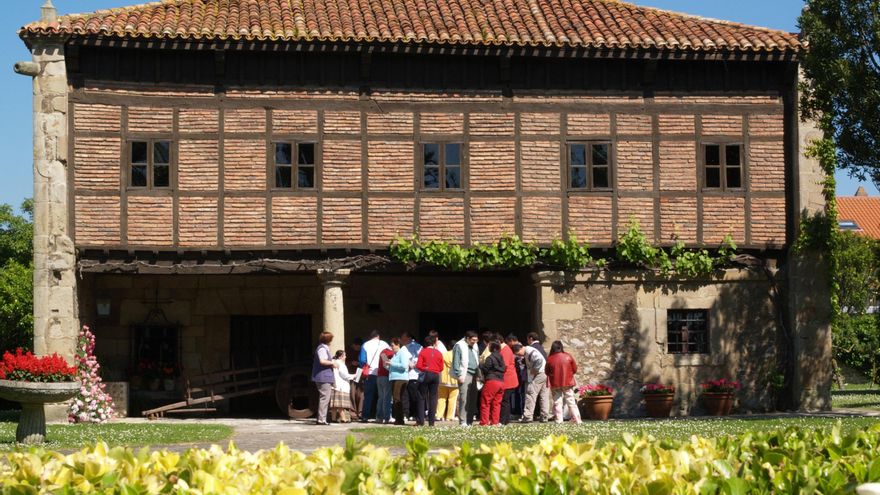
41, 0, 57, 23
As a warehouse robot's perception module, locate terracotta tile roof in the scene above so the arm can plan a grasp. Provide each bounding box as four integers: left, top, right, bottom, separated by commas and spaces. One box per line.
20, 0, 802, 52
838, 197, 880, 240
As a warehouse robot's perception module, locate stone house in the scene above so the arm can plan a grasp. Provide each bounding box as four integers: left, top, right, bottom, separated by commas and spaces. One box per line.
18, 0, 830, 417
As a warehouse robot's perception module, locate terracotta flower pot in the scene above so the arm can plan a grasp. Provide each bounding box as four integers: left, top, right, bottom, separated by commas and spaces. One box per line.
702, 392, 735, 416
643, 393, 675, 418
580, 395, 614, 420
0, 379, 79, 444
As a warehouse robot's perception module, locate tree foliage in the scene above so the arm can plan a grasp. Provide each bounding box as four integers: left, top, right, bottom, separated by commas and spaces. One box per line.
835, 231, 879, 314
799, 1, 880, 187
0, 201, 33, 352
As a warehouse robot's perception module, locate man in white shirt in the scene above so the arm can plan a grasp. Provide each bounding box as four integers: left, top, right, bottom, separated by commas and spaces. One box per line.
401, 332, 422, 420
517, 343, 549, 423
358, 330, 389, 421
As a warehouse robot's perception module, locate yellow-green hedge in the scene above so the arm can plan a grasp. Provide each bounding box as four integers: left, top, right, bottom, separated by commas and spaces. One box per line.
1, 425, 879, 494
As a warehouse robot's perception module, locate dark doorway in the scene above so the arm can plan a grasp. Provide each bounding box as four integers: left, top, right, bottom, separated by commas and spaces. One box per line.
229, 315, 312, 415
418, 312, 479, 348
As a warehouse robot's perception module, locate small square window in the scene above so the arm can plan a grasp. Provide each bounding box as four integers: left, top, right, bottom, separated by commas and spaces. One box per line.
275, 142, 317, 189
130, 140, 172, 189
422, 142, 464, 190
667, 310, 709, 354
704, 143, 744, 191
569, 142, 612, 191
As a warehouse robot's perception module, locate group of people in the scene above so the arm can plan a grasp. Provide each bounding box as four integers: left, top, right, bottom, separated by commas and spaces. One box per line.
311, 329, 583, 426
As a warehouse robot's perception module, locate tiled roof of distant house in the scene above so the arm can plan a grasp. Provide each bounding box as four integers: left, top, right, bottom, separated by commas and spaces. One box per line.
21, 0, 803, 52
839, 191, 880, 240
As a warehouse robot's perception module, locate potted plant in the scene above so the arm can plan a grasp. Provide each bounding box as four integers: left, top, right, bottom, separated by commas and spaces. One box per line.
640, 383, 675, 418
700, 379, 741, 416
0, 349, 78, 444
577, 384, 614, 420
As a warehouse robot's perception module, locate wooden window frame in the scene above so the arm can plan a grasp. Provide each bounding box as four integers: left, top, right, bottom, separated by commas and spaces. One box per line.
701, 142, 744, 191
128, 139, 173, 190
567, 141, 613, 191
666, 309, 710, 355
420, 141, 465, 191
273, 141, 317, 190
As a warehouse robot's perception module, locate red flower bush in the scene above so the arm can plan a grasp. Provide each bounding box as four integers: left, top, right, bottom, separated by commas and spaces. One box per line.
577, 384, 614, 397
640, 383, 676, 395
700, 379, 742, 394
0, 349, 77, 383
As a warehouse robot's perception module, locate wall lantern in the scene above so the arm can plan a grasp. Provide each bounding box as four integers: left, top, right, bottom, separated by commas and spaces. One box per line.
96, 298, 112, 317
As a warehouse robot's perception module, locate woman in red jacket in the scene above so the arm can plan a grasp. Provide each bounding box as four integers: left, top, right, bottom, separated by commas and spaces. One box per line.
545, 341, 582, 424
415, 334, 444, 426
499, 334, 520, 424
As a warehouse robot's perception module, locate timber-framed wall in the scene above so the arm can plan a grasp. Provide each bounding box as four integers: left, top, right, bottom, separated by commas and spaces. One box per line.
68, 45, 795, 254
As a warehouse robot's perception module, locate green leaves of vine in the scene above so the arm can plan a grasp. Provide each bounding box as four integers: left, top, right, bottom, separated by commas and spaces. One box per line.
390, 219, 736, 277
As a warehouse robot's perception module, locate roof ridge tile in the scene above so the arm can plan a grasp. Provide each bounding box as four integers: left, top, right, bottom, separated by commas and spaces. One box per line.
19, 0, 802, 53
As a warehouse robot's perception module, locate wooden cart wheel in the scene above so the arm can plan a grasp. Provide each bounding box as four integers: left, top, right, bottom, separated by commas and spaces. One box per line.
275, 367, 317, 419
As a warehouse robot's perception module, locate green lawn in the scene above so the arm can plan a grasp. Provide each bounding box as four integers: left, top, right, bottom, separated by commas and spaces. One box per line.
355, 416, 880, 448
0, 411, 233, 451
832, 382, 880, 410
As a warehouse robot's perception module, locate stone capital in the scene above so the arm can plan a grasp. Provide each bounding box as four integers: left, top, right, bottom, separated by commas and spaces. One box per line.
317, 269, 351, 286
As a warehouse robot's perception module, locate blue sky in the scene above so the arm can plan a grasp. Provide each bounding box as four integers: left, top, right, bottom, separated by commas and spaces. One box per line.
1, 0, 875, 212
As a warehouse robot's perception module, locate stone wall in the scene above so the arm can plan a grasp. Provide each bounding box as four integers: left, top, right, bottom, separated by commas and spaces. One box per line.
542, 270, 782, 416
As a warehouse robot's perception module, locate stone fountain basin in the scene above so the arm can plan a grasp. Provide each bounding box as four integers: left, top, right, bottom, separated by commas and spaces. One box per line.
0, 379, 79, 403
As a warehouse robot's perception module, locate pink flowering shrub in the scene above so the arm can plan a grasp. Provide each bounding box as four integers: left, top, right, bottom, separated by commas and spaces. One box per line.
640, 383, 675, 395
68, 326, 115, 423
576, 384, 614, 398
700, 378, 742, 394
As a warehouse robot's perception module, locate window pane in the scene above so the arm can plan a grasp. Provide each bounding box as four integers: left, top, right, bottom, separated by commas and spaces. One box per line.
424, 166, 440, 188
298, 143, 315, 166
593, 166, 609, 188
131, 165, 147, 187
592, 144, 609, 166
275, 143, 292, 165
667, 310, 709, 355
705, 145, 721, 166
570, 144, 586, 166
153, 165, 170, 187
726, 167, 742, 188
298, 166, 315, 188
424, 143, 439, 166
706, 167, 721, 188
445, 143, 462, 166
131, 141, 148, 164
446, 166, 461, 189
275, 166, 292, 188
725, 145, 741, 166
571, 166, 587, 188
154, 141, 171, 164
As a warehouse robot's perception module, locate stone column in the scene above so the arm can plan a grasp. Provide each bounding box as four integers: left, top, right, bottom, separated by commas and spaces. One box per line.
532, 271, 582, 344
17, 27, 80, 422
317, 269, 350, 354
788, 116, 833, 411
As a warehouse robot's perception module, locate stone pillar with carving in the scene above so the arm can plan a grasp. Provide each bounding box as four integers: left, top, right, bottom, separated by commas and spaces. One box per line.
17, 2, 80, 422
317, 269, 350, 354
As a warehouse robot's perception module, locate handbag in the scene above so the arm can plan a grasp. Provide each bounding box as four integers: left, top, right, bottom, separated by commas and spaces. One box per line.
354, 345, 380, 383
